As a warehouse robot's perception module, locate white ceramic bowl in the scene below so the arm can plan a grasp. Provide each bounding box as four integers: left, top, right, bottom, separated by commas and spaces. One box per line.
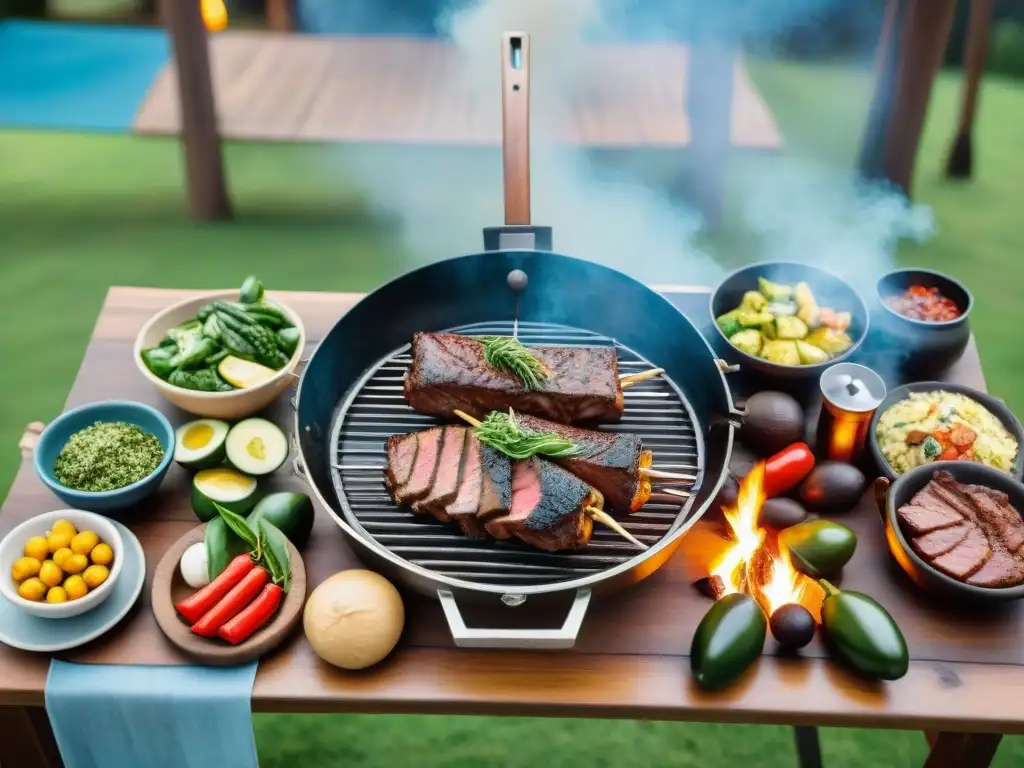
133, 290, 306, 420
0, 510, 126, 619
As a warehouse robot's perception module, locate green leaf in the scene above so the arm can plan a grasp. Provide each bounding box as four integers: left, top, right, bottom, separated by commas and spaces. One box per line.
214, 502, 259, 550
258, 519, 292, 593
204, 517, 250, 582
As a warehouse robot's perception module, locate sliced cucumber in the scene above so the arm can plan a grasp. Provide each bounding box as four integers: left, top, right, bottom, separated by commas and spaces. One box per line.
225, 418, 289, 476
191, 467, 259, 522
174, 419, 230, 470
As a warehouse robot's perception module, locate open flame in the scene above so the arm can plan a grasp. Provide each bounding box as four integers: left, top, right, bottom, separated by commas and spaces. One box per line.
709, 461, 811, 616
201, 0, 228, 32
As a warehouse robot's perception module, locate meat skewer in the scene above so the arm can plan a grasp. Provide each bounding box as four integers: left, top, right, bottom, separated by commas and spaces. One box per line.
404, 332, 628, 424
619, 368, 664, 388
384, 426, 646, 551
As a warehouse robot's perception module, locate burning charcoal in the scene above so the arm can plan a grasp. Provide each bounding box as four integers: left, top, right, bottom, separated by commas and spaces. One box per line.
769, 603, 816, 649
693, 575, 726, 600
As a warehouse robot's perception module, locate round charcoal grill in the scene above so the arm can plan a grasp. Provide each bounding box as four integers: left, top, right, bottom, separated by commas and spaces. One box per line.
329, 320, 705, 591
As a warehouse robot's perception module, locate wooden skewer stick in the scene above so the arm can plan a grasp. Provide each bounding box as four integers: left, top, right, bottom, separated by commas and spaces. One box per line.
660, 488, 692, 499
619, 368, 665, 388
454, 409, 483, 428
586, 507, 647, 550
641, 468, 696, 482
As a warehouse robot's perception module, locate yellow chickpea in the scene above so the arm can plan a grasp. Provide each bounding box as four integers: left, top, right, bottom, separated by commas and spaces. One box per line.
52, 547, 74, 569
62, 553, 89, 575
46, 587, 68, 603
70, 531, 100, 556
51, 520, 77, 539
47, 530, 73, 554
11, 557, 41, 582
38, 560, 64, 588
18, 577, 47, 601
82, 565, 110, 590
63, 575, 88, 601
90, 543, 113, 566
23, 536, 49, 561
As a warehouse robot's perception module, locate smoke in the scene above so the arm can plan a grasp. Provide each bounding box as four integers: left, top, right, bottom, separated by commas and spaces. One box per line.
303, 0, 932, 287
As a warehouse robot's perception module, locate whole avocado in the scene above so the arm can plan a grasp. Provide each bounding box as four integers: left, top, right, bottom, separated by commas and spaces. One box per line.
799, 462, 866, 513
758, 497, 808, 530
247, 492, 315, 548
819, 579, 909, 681
779, 519, 857, 577
739, 392, 805, 457
690, 593, 767, 690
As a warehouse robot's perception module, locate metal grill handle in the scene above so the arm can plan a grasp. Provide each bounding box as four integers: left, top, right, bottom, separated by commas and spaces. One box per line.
437, 588, 591, 649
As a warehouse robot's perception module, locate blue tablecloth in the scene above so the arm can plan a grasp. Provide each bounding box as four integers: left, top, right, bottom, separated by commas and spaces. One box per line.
46, 660, 259, 768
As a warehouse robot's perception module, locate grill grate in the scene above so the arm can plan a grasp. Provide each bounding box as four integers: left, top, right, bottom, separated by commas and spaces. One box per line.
329, 321, 705, 588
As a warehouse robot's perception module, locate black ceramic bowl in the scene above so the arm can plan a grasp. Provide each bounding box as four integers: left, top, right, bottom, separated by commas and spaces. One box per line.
875, 462, 1024, 602
868, 381, 1024, 481
709, 261, 869, 382
875, 268, 972, 377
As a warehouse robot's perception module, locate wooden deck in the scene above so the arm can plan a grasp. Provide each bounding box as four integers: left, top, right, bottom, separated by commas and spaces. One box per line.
133, 32, 783, 149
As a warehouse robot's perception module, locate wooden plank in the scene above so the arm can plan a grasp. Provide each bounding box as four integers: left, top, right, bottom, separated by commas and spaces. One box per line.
134, 33, 783, 149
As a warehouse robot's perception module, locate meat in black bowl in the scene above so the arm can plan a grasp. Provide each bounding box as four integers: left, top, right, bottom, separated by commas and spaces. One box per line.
709, 261, 869, 383
875, 268, 972, 377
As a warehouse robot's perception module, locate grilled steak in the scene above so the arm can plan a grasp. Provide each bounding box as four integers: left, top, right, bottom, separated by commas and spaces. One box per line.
444, 432, 512, 538
412, 427, 468, 521
390, 427, 446, 504
898, 471, 1024, 588
486, 458, 596, 551
404, 332, 623, 424
385, 433, 418, 491
517, 414, 651, 513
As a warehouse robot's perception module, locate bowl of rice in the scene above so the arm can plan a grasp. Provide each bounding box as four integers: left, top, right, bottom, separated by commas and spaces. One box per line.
869, 382, 1024, 480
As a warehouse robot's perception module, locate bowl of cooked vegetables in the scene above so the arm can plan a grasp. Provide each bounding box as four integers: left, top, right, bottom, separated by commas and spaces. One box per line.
710, 262, 869, 381
1, 510, 124, 618
869, 382, 1024, 481
134, 277, 306, 420
875, 268, 972, 376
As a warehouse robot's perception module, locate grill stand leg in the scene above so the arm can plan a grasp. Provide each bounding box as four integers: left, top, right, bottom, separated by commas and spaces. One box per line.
794, 725, 823, 768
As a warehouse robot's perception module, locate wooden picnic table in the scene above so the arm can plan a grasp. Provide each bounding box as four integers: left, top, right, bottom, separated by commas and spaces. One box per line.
0, 285, 1022, 768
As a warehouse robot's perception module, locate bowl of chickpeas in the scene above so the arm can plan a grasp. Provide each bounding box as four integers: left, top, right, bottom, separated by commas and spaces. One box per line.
0, 510, 124, 618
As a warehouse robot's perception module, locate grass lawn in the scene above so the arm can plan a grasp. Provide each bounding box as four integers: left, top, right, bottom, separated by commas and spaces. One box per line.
2, 56, 1024, 766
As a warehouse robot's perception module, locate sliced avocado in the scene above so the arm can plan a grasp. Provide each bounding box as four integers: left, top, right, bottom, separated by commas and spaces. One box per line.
225, 418, 289, 476
191, 467, 259, 522
174, 419, 230, 470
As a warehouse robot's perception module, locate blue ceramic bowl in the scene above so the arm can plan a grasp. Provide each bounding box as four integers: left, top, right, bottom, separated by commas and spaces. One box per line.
34, 401, 175, 514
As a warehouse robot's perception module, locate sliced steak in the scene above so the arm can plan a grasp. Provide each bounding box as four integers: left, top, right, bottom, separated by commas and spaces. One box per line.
967, 548, 1024, 588
391, 427, 445, 505
896, 501, 964, 536
412, 427, 468, 521
486, 458, 595, 551
517, 414, 647, 513
910, 523, 971, 560
404, 332, 623, 425
930, 525, 990, 581
385, 433, 418, 492
967, 486, 1024, 553
477, 443, 513, 519
445, 432, 485, 521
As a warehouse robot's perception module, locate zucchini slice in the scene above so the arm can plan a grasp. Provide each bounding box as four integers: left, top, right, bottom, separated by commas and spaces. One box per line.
225, 418, 289, 476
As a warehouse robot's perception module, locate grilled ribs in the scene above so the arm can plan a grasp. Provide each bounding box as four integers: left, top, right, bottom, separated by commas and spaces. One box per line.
516, 414, 652, 513
404, 332, 623, 424
385, 428, 594, 551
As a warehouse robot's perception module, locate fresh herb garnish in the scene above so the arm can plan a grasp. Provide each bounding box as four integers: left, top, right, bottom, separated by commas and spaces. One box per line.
53, 421, 164, 492
213, 502, 292, 592
474, 409, 580, 460
478, 336, 549, 390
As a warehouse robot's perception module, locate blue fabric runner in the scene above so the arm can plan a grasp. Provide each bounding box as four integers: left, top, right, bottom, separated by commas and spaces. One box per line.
45, 660, 259, 768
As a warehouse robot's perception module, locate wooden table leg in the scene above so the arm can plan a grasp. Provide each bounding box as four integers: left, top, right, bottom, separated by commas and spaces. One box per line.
947, 0, 996, 179
793, 725, 823, 768
922, 731, 1002, 768
0, 706, 64, 768
857, 0, 958, 196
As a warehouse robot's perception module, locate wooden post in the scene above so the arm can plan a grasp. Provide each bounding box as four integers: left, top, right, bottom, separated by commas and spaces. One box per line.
857, 0, 958, 196
686, 41, 735, 228
161, 0, 232, 220
266, 0, 293, 31
947, 0, 995, 178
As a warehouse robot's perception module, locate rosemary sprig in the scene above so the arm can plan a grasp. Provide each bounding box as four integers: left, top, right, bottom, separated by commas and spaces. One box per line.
478, 336, 550, 390
474, 409, 580, 460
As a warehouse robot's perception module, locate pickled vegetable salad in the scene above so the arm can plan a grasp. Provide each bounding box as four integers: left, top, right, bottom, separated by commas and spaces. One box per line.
140, 276, 300, 392
717, 277, 854, 366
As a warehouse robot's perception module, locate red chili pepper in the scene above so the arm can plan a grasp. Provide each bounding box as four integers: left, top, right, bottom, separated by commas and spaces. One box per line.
217, 583, 284, 645
763, 442, 815, 498
190, 566, 269, 638
175, 553, 254, 624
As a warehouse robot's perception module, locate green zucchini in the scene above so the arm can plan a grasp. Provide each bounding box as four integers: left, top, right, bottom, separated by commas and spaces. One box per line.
277, 327, 301, 356
247, 492, 314, 548
690, 593, 767, 690
819, 579, 908, 681
240, 275, 265, 304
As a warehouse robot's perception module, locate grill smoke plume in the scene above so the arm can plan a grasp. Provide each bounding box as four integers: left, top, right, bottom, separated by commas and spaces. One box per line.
305, 0, 933, 288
